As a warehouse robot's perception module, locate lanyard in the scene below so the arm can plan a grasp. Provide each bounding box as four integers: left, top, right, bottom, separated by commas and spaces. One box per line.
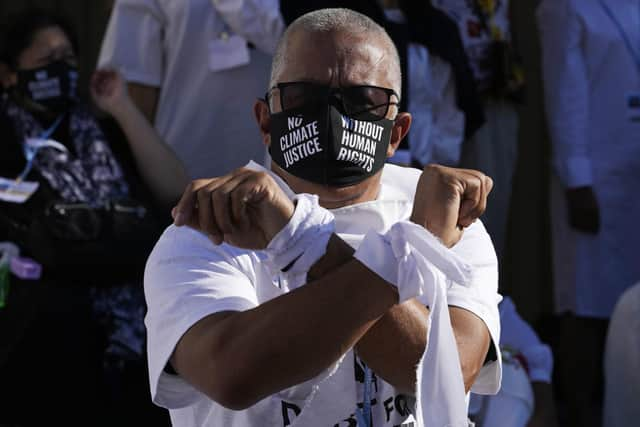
16, 114, 66, 182
355, 365, 372, 427
599, 0, 640, 73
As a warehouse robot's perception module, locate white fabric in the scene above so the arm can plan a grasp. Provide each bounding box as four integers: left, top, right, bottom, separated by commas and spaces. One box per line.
407, 46, 465, 167
467, 297, 552, 426
384, 9, 465, 167
499, 297, 553, 383
98, 0, 283, 179
603, 282, 640, 427
354, 222, 476, 426
263, 193, 335, 286
469, 362, 533, 427
144, 162, 502, 426
538, 0, 640, 317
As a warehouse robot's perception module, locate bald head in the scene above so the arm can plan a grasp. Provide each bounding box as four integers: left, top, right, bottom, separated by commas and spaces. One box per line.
269, 8, 401, 95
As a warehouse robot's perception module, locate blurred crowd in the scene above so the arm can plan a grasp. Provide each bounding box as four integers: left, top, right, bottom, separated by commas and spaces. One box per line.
0, 1, 638, 426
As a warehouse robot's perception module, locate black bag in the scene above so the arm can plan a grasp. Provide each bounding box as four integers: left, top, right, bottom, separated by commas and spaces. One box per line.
1, 185, 164, 285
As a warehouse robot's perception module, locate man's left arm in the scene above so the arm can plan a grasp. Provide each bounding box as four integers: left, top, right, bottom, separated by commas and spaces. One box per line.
354, 266, 493, 394
352, 165, 497, 394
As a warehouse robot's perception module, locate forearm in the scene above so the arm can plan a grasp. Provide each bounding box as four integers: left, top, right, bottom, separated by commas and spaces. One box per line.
355, 300, 428, 394
110, 100, 188, 205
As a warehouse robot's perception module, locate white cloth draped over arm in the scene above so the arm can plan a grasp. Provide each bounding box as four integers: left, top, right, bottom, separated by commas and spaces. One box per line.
538, 0, 593, 188
354, 221, 481, 427
211, 0, 284, 55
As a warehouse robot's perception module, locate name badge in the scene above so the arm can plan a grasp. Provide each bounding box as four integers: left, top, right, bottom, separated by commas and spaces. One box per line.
209, 33, 250, 72
627, 93, 640, 123
0, 177, 39, 204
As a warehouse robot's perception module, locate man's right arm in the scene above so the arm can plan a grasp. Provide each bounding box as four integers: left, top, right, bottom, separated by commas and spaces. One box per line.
170, 233, 399, 410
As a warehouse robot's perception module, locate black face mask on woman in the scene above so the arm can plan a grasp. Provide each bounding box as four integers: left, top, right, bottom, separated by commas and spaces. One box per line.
16, 60, 79, 113
269, 102, 394, 187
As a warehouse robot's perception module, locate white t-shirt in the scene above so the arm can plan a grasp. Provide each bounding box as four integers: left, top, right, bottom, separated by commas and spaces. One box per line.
144, 163, 502, 426
98, 0, 283, 179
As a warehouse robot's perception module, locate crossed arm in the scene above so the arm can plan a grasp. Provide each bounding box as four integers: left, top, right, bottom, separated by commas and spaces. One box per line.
170, 233, 491, 410
165, 165, 494, 410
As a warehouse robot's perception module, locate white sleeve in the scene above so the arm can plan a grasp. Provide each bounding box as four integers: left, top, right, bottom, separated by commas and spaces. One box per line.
499, 297, 554, 383
98, 0, 165, 87
429, 57, 465, 167
537, 0, 592, 188
144, 225, 259, 409
212, 0, 284, 55
407, 44, 464, 167
447, 220, 503, 395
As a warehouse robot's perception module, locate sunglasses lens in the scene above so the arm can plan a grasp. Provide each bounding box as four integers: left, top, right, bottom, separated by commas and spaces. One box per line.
342, 86, 391, 119
277, 83, 395, 120
280, 83, 326, 110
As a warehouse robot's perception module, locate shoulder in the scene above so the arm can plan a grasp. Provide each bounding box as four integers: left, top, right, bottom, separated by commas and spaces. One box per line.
146, 224, 257, 279
379, 164, 421, 202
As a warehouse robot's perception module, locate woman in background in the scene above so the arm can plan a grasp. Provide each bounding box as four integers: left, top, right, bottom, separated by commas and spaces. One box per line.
0, 9, 186, 425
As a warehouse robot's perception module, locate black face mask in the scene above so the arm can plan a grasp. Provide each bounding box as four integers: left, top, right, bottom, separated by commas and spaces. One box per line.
16, 60, 79, 113
269, 103, 394, 187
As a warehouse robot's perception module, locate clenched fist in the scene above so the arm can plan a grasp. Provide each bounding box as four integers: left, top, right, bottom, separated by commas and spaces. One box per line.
411, 164, 493, 247
172, 168, 295, 249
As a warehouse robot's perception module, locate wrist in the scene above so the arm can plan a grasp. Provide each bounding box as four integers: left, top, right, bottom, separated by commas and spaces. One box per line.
109, 97, 137, 122
307, 234, 354, 281
263, 194, 335, 281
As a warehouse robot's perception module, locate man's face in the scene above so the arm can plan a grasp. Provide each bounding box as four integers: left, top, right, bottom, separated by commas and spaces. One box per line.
256, 29, 410, 209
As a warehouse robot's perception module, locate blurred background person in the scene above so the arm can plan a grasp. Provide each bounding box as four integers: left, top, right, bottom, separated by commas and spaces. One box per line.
0, 9, 186, 425
469, 296, 558, 427
384, 0, 484, 169
98, 0, 284, 179
433, 0, 524, 263
538, 0, 640, 426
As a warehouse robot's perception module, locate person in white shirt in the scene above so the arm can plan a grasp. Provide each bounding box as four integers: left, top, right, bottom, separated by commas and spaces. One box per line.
433, 0, 521, 262
469, 297, 558, 427
538, 1, 640, 426
383, 5, 466, 168
98, 0, 284, 179
144, 8, 502, 426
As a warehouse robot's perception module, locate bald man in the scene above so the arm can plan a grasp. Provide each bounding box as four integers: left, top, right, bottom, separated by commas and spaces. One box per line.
144, 8, 502, 427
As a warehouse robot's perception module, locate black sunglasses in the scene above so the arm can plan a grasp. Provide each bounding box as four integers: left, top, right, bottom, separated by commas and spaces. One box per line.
265, 81, 400, 121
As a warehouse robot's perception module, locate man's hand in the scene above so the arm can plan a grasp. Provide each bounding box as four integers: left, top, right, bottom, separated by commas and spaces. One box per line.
90, 69, 132, 118
411, 164, 493, 247
172, 168, 295, 249
565, 186, 600, 234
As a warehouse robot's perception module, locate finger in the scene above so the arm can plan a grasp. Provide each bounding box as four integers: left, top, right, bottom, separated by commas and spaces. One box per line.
197, 181, 222, 243
173, 179, 212, 226
484, 175, 494, 196
211, 170, 254, 236
229, 173, 258, 229
458, 171, 484, 228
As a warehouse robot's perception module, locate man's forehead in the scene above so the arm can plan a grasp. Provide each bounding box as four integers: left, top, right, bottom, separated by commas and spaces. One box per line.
279, 29, 392, 87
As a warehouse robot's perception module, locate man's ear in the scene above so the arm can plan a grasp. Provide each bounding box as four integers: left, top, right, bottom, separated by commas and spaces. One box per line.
0, 62, 17, 89
253, 99, 272, 148
387, 112, 411, 158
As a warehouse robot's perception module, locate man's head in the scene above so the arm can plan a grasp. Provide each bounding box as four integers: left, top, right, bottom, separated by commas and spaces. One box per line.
254, 8, 411, 209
